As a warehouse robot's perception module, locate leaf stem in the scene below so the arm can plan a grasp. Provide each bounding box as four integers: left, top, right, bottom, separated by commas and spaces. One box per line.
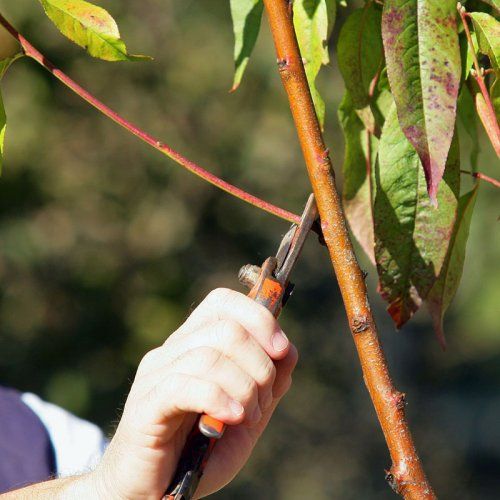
0, 13, 300, 225
457, 3, 500, 157
262, 1, 435, 497
461, 169, 500, 188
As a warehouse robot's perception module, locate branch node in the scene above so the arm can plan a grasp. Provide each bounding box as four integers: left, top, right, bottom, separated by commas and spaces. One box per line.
352, 316, 370, 334
277, 58, 289, 72
393, 391, 407, 411
385, 471, 400, 494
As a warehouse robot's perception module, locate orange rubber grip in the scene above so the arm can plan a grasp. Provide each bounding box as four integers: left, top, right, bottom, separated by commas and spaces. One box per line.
198, 276, 285, 439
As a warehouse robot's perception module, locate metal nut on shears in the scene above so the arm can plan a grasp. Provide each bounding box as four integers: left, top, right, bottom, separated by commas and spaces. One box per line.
238, 264, 261, 289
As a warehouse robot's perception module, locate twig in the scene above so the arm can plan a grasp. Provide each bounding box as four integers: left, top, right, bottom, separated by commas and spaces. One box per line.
457, 3, 500, 157
262, 1, 435, 498
0, 13, 300, 225
461, 169, 500, 188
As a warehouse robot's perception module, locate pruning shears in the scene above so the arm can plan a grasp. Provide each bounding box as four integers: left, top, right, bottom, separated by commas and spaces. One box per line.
164, 194, 319, 500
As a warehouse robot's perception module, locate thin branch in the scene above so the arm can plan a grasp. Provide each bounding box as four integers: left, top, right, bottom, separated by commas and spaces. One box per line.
262, 1, 435, 498
0, 13, 300, 225
457, 3, 500, 157
461, 169, 500, 188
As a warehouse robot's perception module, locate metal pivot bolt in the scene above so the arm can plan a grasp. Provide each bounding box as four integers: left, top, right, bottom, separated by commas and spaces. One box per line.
238, 264, 261, 289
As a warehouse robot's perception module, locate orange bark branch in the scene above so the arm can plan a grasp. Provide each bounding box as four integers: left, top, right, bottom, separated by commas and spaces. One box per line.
262, 1, 435, 498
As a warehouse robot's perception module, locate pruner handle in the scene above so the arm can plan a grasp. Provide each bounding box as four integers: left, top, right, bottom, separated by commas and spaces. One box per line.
199, 258, 285, 439
164, 258, 287, 499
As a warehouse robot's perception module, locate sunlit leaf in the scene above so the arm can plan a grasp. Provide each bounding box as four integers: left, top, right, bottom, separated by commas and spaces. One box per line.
294, 0, 336, 128
427, 185, 478, 349
0, 53, 24, 175
38, 0, 150, 61
337, 3, 383, 134
470, 12, 500, 69
374, 103, 460, 328
470, 12, 500, 121
382, 0, 461, 203
230, 0, 264, 91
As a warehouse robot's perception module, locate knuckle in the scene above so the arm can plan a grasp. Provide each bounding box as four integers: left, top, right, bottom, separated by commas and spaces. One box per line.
192, 346, 224, 374
165, 372, 187, 395
137, 347, 162, 375
206, 287, 234, 308
242, 378, 259, 402
217, 319, 248, 347
258, 359, 277, 386
204, 381, 224, 406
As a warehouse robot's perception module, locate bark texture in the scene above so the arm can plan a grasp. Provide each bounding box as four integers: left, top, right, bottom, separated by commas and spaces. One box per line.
263, 1, 435, 497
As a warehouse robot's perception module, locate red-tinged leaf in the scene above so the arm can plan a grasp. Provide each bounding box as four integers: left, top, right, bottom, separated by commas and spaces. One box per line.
382, 0, 461, 203
427, 185, 478, 349
473, 84, 500, 156
374, 104, 460, 328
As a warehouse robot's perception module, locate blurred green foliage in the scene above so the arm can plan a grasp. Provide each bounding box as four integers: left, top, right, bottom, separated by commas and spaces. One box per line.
0, 0, 499, 498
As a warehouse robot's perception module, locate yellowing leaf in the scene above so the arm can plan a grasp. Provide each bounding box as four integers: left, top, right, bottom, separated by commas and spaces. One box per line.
39, 0, 150, 62
294, 0, 336, 128
0, 53, 24, 175
230, 0, 264, 91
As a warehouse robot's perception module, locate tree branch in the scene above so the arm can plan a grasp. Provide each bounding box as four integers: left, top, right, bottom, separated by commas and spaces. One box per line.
0, 13, 300, 225
262, 1, 435, 498
457, 3, 500, 158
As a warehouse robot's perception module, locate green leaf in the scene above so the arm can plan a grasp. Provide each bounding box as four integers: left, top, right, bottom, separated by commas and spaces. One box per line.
339, 91, 377, 264
337, 3, 383, 134
457, 86, 479, 170
294, 0, 336, 128
427, 185, 478, 349
230, 0, 264, 91
0, 53, 24, 175
470, 12, 500, 69
470, 12, 500, 121
38, 0, 150, 62
0, 91, 6, 176
492, 77, 500, 122
374, 103, 460, 328
382, 0, 461, 203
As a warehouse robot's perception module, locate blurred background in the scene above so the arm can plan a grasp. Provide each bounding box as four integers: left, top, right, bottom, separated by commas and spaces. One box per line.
0, 0, 499, 498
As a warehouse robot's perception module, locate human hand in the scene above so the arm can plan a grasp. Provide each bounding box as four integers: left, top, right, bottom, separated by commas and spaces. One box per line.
92, 288, 298, 499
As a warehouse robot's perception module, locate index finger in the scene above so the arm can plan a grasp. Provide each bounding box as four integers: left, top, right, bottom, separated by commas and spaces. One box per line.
177, 288, 289, 360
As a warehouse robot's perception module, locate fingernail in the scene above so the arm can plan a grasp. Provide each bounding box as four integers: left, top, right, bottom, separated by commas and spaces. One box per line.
272, 330, 289, 352
229, 400, 244, 417
250, 405, 262, 423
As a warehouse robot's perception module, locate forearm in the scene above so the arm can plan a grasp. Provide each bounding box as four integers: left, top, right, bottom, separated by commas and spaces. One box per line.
0, 474, 99, 499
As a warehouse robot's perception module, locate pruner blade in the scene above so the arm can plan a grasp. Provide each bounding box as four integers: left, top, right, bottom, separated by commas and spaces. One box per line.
274, 194, 318, 285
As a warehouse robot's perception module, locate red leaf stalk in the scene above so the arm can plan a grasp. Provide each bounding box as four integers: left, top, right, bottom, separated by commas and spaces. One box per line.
457, 3, 500, 158
262, 1, 435, 497
461, 169, 500, 188
0, 13, 300, 225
